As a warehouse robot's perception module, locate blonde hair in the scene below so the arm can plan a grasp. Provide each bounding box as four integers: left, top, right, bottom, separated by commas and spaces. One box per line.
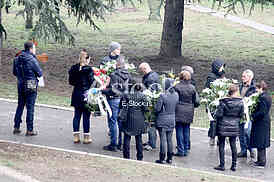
228, 84, 239, 97
179, 70, 191, 81
79, 50, 88, 66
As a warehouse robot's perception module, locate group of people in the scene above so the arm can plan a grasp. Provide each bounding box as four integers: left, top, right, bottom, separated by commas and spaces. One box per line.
204, 59, 272, 170
12, 41, 272, 172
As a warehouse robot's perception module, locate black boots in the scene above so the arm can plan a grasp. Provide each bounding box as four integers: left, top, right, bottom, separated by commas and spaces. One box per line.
155, 153, 166, 164
166, 152, 173, 164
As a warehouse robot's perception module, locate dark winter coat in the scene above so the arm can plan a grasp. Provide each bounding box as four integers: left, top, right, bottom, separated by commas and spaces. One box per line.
155, 89, 179, 131
215, 97, 244, 137
13, 51, 43, 91
142, 71, 160, 91
174, 80, 199, 124
101, 68, 132, 100
68, 64, 94, 108
250, 92, 272, 149
121, 91, 149, 136
204, 59, 225, 88
239, 80, 256, 97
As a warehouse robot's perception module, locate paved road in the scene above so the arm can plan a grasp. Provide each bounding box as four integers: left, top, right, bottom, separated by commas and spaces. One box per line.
185, 4, 274, 35
0, 100, 273, 182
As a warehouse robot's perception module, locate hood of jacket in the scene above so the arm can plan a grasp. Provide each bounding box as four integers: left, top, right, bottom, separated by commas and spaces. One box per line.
211, 59, 225, 76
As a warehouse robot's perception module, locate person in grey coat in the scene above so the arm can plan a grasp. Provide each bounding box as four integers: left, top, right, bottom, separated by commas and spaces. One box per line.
154, 78, 179, 164
214, 84, 244, 172
250, 81, 272, 168
174, 71, 200, 157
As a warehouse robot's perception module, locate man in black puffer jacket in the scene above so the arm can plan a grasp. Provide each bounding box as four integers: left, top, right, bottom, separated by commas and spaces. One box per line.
214, 85, 244, 172
13, 42, 43, 136
204, 59, 226, 146
102, 56, 133, 152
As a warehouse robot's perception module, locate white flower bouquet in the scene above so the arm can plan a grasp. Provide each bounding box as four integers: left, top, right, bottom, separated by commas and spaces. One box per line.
242, 92, 260, 126
200, 78, 238, 120
143, 85, 163, 122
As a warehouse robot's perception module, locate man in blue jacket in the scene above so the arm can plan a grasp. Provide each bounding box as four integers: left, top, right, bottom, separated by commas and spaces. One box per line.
13, 41, 43, 136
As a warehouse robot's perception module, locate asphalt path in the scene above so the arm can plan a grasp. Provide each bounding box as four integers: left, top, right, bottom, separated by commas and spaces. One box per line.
0, 100, 273, 182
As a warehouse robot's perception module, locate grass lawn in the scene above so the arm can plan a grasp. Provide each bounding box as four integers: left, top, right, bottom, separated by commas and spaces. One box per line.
1, 1, 274, 64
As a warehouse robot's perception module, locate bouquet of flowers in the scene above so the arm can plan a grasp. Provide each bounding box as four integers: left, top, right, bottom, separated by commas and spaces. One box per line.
200, 78, 238, 120
143, 84, 163, 122
100, 60, 117, 76
242, 92, 260, 125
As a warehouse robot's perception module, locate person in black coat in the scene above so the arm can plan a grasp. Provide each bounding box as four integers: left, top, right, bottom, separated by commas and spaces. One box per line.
214, 84, 244, 172
120, 84, 148, 160
139, 62, 160, 150
238, 69, 256, 158
174, 71, 200, 157
250, 81, 272, 168
13, 41, 43, 136
204, 59, 226, 146
68, 50, 94, 144
154, 78, 179, 164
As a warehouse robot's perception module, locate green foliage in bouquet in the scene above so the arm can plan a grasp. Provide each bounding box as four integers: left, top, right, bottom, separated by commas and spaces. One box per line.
200, 78, 238, 113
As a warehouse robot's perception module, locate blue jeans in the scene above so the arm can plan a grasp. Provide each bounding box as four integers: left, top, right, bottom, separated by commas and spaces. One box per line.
14, 90, 37, 131
107, 99, 120, 146
239, 122, 252, 154
148, 125, 157, 148
175, 123, 190, 155
158, 128, 173, 155
73, 107, 91, 133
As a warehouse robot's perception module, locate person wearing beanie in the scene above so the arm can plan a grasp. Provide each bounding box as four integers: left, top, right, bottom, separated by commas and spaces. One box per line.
100, 41, 121, 65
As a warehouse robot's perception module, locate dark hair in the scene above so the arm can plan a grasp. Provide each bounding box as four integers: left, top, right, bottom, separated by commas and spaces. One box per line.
256, 80, 268, 91
24, 41, 34, 51
228, 84, 239, 97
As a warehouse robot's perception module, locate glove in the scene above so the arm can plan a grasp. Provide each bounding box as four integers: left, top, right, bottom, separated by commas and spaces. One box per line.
90, 88, 99, 94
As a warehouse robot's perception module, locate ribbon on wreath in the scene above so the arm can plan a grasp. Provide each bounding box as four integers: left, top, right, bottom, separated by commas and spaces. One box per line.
87, 67, 112, 117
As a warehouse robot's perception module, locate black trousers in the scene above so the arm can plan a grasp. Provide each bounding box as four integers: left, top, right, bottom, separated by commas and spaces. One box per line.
123, 133, 143, 160
218, 136, 237, 167
257, 148, 266, 165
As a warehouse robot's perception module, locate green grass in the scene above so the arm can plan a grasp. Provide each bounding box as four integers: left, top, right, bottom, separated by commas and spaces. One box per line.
1, 1, 274, 64
0, 82, 71, 107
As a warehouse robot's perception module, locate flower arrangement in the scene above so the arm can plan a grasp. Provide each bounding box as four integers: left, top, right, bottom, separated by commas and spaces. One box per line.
99, 60, 117, 76
242, 92, 260, 125
143, 84, 163, 122
200, 78, 238, 120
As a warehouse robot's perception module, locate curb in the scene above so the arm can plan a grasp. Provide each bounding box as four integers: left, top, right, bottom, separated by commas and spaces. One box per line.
0, 165, 41, 182
0, 139, 265, 182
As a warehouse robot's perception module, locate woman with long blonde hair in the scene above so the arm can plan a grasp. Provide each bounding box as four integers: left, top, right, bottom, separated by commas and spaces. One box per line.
68, 49, 95, 144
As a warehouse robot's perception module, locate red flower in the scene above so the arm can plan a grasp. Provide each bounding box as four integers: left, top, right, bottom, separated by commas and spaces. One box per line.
100, 69, 107, 74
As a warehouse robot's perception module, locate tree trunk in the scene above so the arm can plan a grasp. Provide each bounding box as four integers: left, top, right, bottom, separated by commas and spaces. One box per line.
25, 4, 33, 29
159, 0, 184, 57
0, 7, 3, 49
147, 0, 163, 21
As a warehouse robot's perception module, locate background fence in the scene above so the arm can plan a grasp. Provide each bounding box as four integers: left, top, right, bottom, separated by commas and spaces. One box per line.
193, 105, 274, 139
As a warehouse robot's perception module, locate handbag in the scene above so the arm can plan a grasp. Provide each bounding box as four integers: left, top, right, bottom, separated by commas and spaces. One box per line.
19, 61, 37, 93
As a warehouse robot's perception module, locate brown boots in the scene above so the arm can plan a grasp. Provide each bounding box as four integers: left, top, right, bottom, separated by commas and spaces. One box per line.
83, 133, 92, 144
73, 132, 92, 144
73, 132, 81, 143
